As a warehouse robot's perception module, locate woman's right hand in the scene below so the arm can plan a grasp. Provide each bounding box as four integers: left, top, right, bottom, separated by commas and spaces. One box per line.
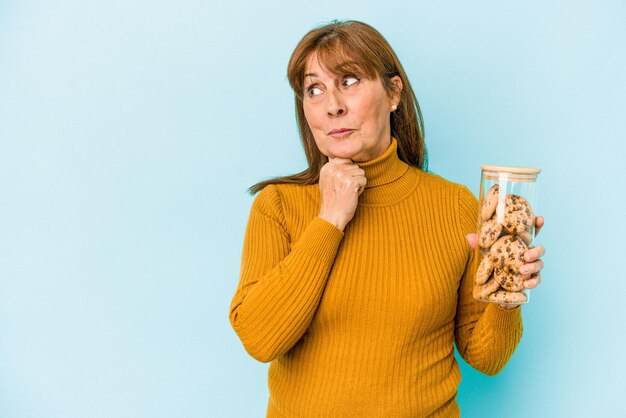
318, 158, 367, 232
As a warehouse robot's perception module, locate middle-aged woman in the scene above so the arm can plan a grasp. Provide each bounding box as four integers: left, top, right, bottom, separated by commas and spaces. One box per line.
229, 20, 546, 418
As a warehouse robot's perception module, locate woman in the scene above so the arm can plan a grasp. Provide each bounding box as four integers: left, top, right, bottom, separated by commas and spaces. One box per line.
229, 20, 545, 417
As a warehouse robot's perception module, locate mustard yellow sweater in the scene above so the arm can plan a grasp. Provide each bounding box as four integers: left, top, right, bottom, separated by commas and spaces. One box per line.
229, 138, 523, 417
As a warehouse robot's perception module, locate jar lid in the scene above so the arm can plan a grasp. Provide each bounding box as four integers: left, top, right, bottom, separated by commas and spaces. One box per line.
481, 165, 541, 175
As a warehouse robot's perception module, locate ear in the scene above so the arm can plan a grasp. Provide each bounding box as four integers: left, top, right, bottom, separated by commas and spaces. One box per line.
389, 75, 403, 104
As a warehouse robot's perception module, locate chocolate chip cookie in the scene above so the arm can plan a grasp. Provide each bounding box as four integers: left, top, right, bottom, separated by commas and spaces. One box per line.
481, 184, 500, 221
473, 277, 502, 300
475, 254, 495, 285
486, 290, 528, 304
502, 194, 535, 235
479, 216, 503, 249
489, 235, 529, 291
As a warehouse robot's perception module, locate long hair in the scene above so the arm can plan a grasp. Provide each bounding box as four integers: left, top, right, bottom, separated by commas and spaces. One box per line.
249, 20, 427, 194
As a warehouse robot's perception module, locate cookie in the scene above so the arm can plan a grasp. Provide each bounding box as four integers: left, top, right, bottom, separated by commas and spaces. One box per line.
490, 235, 527, 269
473, 276, 501, 300
479, 216, 503, 249
502, 194, 535, 235
481, 184, 500, 221
486, 290, 528, 304
493, 267, 526, 292
490, 235, 528, 270
490, 235, 530, 291
475, 254, 495, 285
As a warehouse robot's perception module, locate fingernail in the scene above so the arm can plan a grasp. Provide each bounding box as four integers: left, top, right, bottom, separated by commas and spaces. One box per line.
520, 266, 529, 274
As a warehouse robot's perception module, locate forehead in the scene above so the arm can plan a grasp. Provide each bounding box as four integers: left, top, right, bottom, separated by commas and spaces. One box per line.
303, 50, 372, 80
304, 54, 330, 77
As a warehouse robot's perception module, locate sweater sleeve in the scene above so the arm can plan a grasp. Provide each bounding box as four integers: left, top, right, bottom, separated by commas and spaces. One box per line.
229, 185, 344, 363
454, 185, 524, 376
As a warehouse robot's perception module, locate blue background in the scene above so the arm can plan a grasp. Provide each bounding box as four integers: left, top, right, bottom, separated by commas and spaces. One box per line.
1, 1, 625, 417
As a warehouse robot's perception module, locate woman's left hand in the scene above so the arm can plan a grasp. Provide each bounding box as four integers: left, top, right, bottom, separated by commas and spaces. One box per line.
518, 216, 545, 290
466, 216, 546, 306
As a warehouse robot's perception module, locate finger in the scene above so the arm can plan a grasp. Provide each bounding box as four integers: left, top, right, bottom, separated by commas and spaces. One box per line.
328, 157, 354, 165
520, 259, 544, 275
524, 273, 542, 289
535, 216, 544, 236
355, 177, 367, 194
524, 245, 546, 262
465, 233, 478, 249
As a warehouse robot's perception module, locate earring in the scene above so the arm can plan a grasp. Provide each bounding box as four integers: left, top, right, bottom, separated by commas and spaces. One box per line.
391, 104, 397, 111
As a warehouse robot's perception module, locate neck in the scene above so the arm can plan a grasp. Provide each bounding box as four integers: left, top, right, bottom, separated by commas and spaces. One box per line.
353, 137, 422, 206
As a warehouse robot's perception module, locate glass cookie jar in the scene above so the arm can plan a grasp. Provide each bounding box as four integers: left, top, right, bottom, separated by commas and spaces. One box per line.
473, 165, 541, 305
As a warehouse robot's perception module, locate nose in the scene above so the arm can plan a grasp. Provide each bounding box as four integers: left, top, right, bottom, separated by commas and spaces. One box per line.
326, 88, 345, 117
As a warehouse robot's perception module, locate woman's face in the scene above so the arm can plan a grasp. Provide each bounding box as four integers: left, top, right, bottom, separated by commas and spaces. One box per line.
302, 54, 402, 162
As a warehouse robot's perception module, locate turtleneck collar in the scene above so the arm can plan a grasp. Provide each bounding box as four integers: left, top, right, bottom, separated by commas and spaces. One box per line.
356, 137, 408, 188
353, 137, 421, 206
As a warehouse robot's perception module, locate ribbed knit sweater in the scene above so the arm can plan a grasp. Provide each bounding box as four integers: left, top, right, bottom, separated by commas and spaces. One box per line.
229, 138, 523, 418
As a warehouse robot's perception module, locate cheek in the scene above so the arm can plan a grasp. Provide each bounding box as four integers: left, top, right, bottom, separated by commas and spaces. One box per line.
303, 105, 327, 151
356, 94, 385, 124
303, 104, 323, 130
356, 107, 388, 142
372, 94, 392, 126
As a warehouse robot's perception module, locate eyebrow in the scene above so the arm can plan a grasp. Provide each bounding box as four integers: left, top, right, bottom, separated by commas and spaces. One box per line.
304, 73, 318, 78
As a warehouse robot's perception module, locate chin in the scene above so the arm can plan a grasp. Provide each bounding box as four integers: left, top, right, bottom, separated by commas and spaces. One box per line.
325, 143, 363, 160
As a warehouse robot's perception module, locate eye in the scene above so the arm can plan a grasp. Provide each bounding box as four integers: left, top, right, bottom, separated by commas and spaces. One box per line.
306, 85, 323, 97
342, 76, 360, 87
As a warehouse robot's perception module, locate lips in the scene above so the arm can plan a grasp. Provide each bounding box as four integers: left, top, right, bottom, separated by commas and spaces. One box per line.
328, 128, 355, 137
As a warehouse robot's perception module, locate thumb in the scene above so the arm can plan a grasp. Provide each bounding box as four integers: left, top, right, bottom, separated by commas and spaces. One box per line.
466, 233, 478, 249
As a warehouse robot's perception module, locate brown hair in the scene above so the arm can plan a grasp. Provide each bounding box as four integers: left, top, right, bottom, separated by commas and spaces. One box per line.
249, 20, 427, 194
